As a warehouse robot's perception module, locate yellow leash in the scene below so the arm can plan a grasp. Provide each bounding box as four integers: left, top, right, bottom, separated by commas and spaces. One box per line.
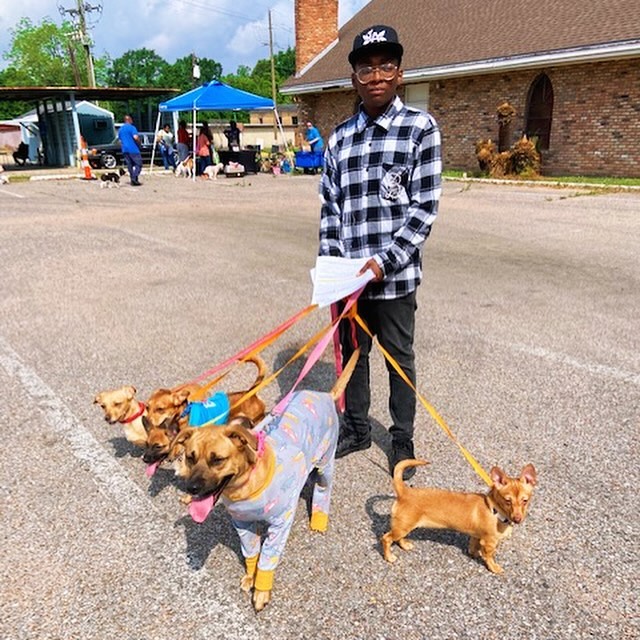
352, 311, 493, 487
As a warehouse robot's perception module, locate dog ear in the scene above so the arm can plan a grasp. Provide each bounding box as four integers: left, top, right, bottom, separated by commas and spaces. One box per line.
125, 385, 137, 399
225, 423, 258, 463
168, 427, 194, 459
163, 416, 180, 438
93, 393, 102, 405
175, 389, 191, 405
520, 464, 537, 486
490, 466, 508, 487
227, 416, 255, 431
142, 415, 153, 433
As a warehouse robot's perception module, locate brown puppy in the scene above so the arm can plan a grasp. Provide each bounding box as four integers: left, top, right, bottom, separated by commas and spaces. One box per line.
93, 385, 147, 447
382, 461, 537, 574
142, 355, 268, 474
170, 348, 360, 612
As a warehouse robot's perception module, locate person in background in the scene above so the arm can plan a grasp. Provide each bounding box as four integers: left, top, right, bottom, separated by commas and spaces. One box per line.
305, 121, 325, 153
196, 122, 212, 175
118, 114, 143, 186
157, 124, 177, 171
177, 120, 190, 161
319, 25, 442, 480
224, 120, 241, 150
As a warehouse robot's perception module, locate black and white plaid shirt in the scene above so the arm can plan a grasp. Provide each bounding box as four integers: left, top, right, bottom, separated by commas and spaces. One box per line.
319, 96, 442, 300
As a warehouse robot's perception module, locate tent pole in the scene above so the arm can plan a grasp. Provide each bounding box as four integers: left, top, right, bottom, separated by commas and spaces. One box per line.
192, 108, 197, 182
150, 111, 162, 173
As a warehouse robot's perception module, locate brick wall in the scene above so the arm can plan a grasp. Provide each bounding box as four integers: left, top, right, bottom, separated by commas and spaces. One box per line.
294, 0, 338, 73
300, 58, 640, 177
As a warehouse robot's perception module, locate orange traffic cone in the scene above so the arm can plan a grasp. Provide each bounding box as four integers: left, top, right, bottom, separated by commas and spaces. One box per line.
80, 136, 95, 180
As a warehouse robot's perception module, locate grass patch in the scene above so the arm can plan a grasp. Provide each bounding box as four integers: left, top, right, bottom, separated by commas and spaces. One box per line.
443, 169, 640, 187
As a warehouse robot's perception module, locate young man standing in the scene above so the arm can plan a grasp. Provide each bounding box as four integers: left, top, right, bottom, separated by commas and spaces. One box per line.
118, 115, 143, 186
319, 25, 442, 480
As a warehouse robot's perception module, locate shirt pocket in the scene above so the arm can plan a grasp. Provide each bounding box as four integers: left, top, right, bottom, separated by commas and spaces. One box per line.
380, 162, 411, 205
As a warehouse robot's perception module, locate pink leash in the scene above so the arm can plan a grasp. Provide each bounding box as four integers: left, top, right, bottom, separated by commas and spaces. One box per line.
271, 287, 363, 416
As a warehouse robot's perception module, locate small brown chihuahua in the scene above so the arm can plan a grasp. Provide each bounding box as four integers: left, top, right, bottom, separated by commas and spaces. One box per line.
382, 460, 537, 574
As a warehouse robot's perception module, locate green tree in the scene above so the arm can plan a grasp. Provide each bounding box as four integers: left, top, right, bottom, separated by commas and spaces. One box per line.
2, 17, 93, 86
159, 55, 223, 92
223, 47, 296, 105
107, 48, 168, 87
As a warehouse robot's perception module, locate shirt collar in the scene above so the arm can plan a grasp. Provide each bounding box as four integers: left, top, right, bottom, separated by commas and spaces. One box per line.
356, 95, 404, 133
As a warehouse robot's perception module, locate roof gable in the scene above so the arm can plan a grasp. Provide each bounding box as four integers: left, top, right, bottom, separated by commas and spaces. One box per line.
284, 0, 640, 91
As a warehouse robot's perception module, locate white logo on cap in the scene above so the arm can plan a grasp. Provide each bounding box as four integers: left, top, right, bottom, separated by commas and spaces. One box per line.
362, 28, 388, 46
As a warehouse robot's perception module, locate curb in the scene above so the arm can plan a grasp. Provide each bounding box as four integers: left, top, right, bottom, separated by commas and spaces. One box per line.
444, 176, 640, 191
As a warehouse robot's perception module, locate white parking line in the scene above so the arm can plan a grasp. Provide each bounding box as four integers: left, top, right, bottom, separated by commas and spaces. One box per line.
0, 189, 26, 199
0, 334, 156, 516
0, 334, 259, 633
467, 331, 640, 386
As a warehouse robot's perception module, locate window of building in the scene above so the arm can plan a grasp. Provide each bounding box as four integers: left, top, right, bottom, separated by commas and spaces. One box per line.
525, 74, 554, 150
292, 116, 298, 125
405, 83, 429, 111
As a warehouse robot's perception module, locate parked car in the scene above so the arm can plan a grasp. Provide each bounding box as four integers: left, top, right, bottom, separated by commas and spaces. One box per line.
88, 132, 178, 169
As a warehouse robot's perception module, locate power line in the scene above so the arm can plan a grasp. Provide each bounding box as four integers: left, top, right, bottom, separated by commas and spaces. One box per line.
58, 1, 103, 87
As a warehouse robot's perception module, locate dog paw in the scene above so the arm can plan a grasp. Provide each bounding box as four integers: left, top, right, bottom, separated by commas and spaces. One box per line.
397, 539, 413, 552
240, 574, 254, 593
309, 511, 328, 532
486, 562, 504, 575
179, 494, 192, 505
253, 589, 271, 612
384, 551, 398, 564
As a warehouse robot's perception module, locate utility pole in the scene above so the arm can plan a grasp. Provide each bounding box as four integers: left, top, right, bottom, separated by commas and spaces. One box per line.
268, 10, 278, 145
59, 1, 101, 87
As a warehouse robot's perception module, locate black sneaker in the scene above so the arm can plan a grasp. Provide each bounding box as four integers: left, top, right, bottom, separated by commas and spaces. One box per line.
335, 431, 371, 459
389, 440, 416, 481
131, 180, 142, 186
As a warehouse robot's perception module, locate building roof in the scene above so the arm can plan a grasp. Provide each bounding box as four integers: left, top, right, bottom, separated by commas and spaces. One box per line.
282, 0, 640, 94
0, 86, 178, 102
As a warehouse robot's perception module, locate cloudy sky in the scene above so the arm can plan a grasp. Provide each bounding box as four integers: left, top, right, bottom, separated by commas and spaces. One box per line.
0, 0, 371, 77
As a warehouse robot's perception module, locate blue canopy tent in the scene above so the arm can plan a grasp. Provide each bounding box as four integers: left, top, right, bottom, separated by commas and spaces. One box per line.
152, 80, 277, 179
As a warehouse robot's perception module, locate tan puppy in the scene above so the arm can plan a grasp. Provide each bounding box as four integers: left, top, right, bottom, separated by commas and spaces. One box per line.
382, 461, 537, 574
142, 355, 268, 474
93, 385, 147, 447
170, 349, 359, 612
174, 156, 194, 178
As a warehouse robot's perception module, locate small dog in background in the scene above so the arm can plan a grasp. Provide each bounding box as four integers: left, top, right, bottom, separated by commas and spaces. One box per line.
93, 385, 147, 447
202, 162, 224, 180
175, 156, 194, 178
382, 461, 537, 574
100, 167, 126, 188
0, 165, 9, 184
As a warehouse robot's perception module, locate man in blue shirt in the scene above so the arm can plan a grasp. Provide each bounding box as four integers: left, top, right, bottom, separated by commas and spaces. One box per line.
118, 115, 142, 186
319, 25, 442, 480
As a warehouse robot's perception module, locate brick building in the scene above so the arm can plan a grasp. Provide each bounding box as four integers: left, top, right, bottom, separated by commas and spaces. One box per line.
282, 0, 640, 177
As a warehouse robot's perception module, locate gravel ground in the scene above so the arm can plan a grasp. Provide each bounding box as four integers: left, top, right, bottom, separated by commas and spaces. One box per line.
0, 171, 638, 639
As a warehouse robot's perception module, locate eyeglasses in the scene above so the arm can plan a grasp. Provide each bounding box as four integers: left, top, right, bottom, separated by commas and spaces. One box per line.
354, 63, 398, 84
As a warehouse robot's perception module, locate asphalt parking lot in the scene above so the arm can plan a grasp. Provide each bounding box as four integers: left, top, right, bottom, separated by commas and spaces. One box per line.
1, 172, 638, 639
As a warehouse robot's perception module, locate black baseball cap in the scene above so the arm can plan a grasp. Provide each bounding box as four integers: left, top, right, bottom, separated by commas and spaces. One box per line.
348, 25, 404, 67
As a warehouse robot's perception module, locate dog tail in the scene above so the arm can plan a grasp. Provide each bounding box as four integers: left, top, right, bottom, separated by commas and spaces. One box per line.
242, 354, 268, 390
330, 348, 361, 402
393, 459, 429, 496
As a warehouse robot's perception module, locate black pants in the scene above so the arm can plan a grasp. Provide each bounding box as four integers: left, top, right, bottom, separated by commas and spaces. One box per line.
339, 291, 417, 444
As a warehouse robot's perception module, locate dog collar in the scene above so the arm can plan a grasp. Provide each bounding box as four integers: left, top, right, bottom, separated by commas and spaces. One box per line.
122, 402, 145, 423
492, 507, 511, 525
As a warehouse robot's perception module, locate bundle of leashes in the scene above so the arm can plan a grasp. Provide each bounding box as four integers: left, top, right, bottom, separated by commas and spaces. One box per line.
179, 289, 492, 487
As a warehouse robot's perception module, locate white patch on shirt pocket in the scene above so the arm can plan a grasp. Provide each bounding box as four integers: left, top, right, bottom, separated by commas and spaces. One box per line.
381, 164, 409, 202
